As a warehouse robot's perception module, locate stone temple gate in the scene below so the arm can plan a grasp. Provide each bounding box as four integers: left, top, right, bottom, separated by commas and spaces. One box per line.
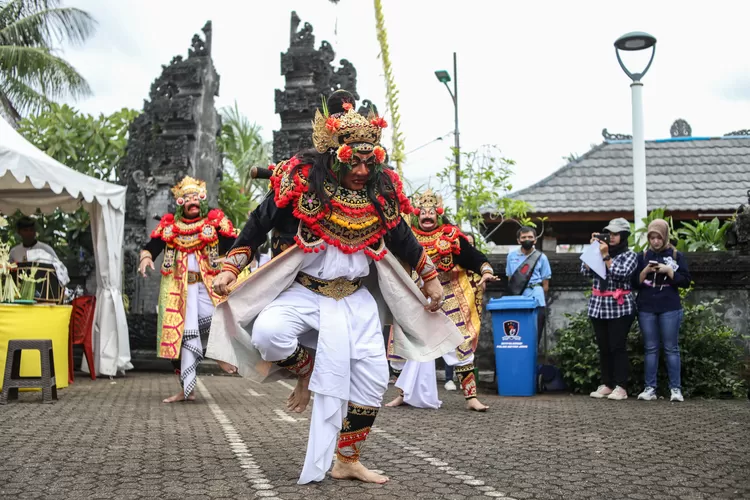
119, 21, 222, 349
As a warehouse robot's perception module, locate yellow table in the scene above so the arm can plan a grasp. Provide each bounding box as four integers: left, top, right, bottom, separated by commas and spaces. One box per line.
0, 304, 71, 390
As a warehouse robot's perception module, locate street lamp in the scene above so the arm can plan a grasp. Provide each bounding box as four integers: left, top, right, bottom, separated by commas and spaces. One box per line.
434, 52, 461, 211
614, 31, 657, 232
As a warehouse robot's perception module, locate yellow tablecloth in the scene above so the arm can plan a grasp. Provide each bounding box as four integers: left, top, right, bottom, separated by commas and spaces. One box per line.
0, 304, 71, 390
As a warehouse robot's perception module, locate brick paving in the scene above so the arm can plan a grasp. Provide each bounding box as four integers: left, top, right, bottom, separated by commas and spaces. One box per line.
0, 372, 748, 500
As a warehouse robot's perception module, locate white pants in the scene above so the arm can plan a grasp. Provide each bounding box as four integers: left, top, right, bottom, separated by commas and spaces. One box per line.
180, 255, 215, 399
252, 282, 389, 484
390, 353, 474, 409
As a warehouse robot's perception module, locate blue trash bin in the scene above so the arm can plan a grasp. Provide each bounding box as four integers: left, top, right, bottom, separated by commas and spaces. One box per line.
487, 296, 538, 396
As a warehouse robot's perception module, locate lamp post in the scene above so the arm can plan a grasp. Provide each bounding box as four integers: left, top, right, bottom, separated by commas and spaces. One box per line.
435, 52, 461, 211
614, 31, 657, 232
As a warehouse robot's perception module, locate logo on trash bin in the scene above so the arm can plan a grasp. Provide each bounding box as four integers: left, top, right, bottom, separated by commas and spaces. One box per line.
503, 320, 520, 338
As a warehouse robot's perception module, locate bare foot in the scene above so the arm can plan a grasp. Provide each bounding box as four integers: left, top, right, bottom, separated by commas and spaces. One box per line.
465, 398, 488, 412
384, 395, 404, 407
331, 460, 389, 484
216, 360, 238, 374
287, 376, 311, 413
162, 391, 195, 403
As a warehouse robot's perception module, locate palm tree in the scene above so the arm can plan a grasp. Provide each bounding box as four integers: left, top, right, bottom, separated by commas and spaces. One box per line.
218, 101, 272, 209
0, 0, 96, 121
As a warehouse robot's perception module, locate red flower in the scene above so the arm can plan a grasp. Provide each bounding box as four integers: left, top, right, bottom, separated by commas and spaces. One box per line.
162, 213, 175, 223
342, 102, 353, 111
436, 207, 444, 215
208, 209, 222, 221
373, 146, 386, 164
337, 144, 353, 162
371, 117, 388, 129
325, 116, 341, 133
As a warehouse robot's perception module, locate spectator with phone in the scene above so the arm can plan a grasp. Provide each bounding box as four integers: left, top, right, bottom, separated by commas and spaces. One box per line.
581, 218, 638, 401
635, 219, 691, 402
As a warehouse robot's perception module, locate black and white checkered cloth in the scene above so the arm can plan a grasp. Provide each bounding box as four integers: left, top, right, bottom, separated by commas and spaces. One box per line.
581, 250, 638, 319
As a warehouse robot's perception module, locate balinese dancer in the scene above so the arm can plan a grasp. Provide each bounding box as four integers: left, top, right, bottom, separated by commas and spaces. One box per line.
206, 90, 463, 484
139, 176, 236, 403
386, 189, 497, 412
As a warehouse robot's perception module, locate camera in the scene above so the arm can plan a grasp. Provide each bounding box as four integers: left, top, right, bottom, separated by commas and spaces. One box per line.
593, 233, 610, 243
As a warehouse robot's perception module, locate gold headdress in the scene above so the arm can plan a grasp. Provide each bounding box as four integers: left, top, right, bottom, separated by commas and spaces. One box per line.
412, 189, 444, 213
312, 104, 387, 154
171, 176, 207, 200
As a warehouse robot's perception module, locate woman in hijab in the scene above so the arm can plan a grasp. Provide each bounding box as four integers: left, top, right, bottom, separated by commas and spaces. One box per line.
635, 219, 691, 402
581, 218, 638, 400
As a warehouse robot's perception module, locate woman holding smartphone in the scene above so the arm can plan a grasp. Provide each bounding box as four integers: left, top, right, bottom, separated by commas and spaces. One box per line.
581, 218, 638, 401
635, 219, 691, 402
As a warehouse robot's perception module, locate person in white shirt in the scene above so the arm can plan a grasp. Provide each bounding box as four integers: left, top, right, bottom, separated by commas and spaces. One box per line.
9, 216, 58, 263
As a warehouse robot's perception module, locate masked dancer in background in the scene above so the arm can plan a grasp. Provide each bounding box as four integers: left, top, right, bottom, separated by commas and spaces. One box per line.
387, 189, 497, 412
139, 177, 236, 403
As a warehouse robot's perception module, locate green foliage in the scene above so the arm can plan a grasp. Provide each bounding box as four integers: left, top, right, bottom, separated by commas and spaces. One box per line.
435, 145, 533, 251
676, 218, 733, 252
629, 208, 732, 252
550, 311, 601, 392
552, 293, 747, 398
17, 103, 139, 181
217, 101, 271, 226
0, 0, 97, 120
373, 0, 405, 176
218, 176, 252, 229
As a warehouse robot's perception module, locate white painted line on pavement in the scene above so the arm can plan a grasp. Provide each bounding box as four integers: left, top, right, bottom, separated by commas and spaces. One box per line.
277, 380, 295, 391
371, 427, 514, 499
273, 409, 297, 422
196, 380, 279, 499
247, 388, 266, 397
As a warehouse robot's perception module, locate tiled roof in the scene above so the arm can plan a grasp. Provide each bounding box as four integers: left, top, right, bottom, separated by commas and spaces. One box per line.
510, 136, 750, 213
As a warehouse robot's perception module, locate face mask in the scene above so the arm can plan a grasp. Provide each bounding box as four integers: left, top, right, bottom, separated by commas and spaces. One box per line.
520, 240, 534, 250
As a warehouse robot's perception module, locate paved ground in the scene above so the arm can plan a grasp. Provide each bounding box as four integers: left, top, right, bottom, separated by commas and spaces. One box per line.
0, 373, 748, 500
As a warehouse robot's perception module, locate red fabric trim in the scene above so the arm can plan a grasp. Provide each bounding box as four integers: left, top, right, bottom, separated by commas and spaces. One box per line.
151, 212, 233, 254
273, 158, 409, 255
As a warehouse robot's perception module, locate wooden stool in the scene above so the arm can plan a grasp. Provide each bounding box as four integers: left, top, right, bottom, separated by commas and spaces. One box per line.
0, 339, 58, 404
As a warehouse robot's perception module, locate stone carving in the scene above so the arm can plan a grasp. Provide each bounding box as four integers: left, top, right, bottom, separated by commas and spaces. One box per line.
724, 129, 750, 137
602, 128, 632, 141
273, 11, 368, 162
670, 118, 692, 137
118, 20, 222, 343
727, 189, 750, 254
358, 100, 379, 117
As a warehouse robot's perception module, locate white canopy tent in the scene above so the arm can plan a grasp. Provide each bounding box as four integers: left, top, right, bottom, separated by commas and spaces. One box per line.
0, 117, 132, 377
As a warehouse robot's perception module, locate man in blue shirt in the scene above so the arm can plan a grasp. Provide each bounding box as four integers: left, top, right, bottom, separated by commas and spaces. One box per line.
505, 227, 552, 346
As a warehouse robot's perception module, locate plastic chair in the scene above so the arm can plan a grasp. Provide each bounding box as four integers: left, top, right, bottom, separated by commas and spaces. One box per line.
68, 295, 96, 383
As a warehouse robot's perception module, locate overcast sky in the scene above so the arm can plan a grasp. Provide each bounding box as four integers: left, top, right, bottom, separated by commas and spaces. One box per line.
62, 0, 750, 203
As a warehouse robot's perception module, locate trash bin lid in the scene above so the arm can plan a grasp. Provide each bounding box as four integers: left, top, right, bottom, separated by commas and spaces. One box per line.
487, 296, 538, 311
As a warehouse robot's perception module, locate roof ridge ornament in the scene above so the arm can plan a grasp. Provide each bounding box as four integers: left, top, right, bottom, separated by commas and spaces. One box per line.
602, 128, 632, 141
670, 119, 692, 137
724, 129, 750, 137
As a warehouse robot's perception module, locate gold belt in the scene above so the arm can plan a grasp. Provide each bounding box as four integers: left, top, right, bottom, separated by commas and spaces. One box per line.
187, 271, 202, 285
295, 272, 363, 300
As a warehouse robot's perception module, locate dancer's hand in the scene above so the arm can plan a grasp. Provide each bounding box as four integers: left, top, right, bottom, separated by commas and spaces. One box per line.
139, 257, 154, 278
212, 271, 237, 296
422, 278, 444, 312
477, 273, 499, 292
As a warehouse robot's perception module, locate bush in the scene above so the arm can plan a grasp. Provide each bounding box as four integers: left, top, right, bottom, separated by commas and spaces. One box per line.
551, 297, 747, 398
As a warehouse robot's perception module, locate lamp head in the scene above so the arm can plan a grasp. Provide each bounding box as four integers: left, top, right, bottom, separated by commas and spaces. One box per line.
615, 31, 657, 51
614, 31, 657, 81
434, 70, 451, 84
